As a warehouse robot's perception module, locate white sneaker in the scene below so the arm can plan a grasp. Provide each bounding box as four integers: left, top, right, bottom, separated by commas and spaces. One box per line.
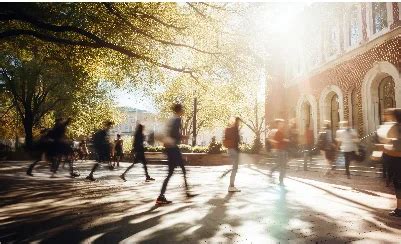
228, 186, 241, 192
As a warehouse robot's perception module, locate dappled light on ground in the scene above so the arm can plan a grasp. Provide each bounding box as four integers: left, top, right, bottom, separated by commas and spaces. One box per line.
1, 160, 400, 243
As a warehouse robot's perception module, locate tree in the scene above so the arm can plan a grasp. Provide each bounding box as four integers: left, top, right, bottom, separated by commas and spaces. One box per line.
0, 42, 119, 148
0, 2, 233, 80
154, 75, 240, 144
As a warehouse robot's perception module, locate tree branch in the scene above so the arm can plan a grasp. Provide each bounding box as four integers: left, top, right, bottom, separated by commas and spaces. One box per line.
102, 3, 219, 55
0, 29, 194, 74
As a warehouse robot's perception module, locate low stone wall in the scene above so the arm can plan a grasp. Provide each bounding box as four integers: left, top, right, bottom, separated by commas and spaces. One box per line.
144, 152, 266, 166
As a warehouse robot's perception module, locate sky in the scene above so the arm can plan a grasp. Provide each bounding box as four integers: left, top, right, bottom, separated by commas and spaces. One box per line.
113, 88, 156, 112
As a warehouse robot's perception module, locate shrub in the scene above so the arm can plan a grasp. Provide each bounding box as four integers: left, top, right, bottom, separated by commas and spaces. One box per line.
192, 146, 209, 153
144, 145, 165, 152
208, 140, 224, 154
239, 143, 253, 153
178, 144, 192, 153
250, 138, 263, 154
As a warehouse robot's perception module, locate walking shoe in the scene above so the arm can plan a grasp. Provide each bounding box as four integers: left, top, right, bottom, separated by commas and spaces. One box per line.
389, 209, 401, 217
146, 177, 155, 182
228, 186, 241, 192
26, 171, 33, 176
70, 172, 80, 178
86, 175, 96, 181
120, 174, 127, 182
186, 192, 198, 198
156, 195, 172, 205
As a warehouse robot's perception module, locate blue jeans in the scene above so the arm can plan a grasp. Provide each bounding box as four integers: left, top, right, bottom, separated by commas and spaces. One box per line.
228, 148, 239, 187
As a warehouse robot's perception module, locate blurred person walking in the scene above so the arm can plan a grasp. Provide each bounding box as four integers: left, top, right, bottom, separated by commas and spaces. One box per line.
318, 121, 337, 176
269, 119, 289, 186
120, 124, 155, 182
27, 118, 78, 178
377, 108, 401, 217
86, 121, 114, 181
302, 124, 314, 171
156, 104, 196, 205
223, 117, 241, 192
336, 121, 359, 179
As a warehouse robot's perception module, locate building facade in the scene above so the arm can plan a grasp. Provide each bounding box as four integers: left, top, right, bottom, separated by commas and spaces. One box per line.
110, 107, 164, 139
266, 2, 401, 139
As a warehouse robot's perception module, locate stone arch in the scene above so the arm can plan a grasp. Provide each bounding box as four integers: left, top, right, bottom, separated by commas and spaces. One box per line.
296, 94, 318, 140
362, 61, 401, 134
319, 85, 345, 133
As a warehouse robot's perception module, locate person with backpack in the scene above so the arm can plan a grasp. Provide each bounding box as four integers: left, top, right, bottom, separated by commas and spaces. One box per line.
318, 120, 337, 176
269, 118, 289, 186
120, 123, 155, 182
336, 121, 359, 179
223, 117, 241, 192
86, 121, 114, 181
379, 108, 401, 217
155, 104, 197, 205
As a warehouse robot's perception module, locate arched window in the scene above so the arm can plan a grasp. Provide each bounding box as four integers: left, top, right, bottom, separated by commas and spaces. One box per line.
330, 94, 340, 135
349, 6, 360, 46
378, 76, 395, 124
372, 2, 387, 34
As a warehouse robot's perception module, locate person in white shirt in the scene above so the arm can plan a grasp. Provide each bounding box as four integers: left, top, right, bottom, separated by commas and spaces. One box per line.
336, 121, 359, 179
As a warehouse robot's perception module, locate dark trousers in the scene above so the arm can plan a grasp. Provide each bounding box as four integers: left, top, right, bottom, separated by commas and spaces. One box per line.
122, 151, 150, 178
160, 146, 188, 196
27, 155, 74, 174
88, 145, 111, 176
343, 151, 355, 176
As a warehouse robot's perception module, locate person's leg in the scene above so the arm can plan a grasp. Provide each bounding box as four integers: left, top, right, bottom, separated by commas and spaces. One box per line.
382, 155, 387, 178
27, 159, 40, 175
122, 163, 135, 176
87, 152, 100, 180
229, 149, 239, 187
344, 152, 351, 177
160, 163, 175, 196
278, 150, 287, 184
303, 146, 308, 171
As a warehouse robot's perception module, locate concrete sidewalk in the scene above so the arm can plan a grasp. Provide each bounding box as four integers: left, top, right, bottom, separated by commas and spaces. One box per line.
0, 160, 400, 243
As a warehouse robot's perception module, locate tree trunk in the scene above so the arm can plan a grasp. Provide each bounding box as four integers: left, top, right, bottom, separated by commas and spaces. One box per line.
192, 97, 197, 146
23, 118, 34, 149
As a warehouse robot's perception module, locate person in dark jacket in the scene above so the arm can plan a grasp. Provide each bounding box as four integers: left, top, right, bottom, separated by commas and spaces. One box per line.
27, 118, 78, 178
120, 124, 155, 182
86, 121, 113, 181
156, 104, 197, 205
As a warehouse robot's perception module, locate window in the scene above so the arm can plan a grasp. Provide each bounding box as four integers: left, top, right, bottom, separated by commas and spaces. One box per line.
327, 21, 338, 57
378, 76, 395, 124
372, 2, 387, 34
349, 6, 360, 46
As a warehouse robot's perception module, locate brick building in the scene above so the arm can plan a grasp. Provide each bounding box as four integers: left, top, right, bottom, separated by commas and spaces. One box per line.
266, 2, 401, 139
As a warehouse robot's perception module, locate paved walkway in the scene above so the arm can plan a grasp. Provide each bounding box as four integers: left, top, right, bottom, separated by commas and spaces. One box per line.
0, 160, 400, 243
